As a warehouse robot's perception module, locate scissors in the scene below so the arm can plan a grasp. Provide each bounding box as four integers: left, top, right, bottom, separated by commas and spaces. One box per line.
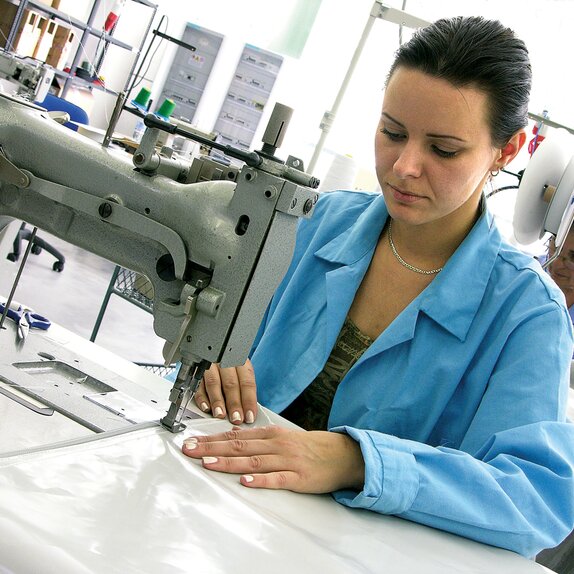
0, 301, 51, 342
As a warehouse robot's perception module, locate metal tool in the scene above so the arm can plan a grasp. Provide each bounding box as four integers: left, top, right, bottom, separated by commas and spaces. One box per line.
0, 301, 51, 342
161, 359, 210, 432
0, 221, 36, 335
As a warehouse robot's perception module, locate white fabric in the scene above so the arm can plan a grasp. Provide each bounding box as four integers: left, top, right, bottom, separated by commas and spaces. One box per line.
0, 418, 550, 574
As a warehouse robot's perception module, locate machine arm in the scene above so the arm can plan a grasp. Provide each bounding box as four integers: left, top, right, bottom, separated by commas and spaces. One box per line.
0, 93, 319, 432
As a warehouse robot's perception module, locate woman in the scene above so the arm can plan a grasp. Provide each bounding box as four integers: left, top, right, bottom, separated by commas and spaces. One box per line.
182, 16, 574, 557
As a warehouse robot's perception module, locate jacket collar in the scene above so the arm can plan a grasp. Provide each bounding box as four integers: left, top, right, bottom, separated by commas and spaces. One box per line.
419, 209, 501, 341
314, 193, 501, 342
314, 193, 388, 265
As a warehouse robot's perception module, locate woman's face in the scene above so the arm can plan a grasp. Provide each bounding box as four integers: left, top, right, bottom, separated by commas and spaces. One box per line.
375, 67, 502, 229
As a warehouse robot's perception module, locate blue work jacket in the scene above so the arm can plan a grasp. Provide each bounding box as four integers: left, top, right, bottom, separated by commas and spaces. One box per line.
251, 190, 574, 557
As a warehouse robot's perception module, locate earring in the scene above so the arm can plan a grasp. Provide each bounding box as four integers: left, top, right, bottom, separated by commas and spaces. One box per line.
490, 169, 500, 177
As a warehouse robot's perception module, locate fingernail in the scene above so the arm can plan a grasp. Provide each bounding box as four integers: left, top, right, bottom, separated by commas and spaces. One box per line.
183, 438, 198, 449
200, 402, 209, 412
203, 457, 218, 465
231, 411, 241, 423
214, 406, 224, 418
242, 475, 254, 483
245, 410, 255, 424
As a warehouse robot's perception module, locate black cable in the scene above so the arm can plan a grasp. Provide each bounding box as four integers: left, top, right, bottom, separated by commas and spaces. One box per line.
501, 167, 523, 182
129, 15, 167, 92
128, 14, 169, 95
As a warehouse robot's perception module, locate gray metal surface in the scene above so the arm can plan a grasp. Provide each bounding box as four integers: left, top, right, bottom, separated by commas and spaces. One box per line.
0, 93, 319, 370
0, 51, 54, 101
0, 321, 173, 454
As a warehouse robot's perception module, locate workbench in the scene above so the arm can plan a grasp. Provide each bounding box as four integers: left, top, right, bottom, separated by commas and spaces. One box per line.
0, 318, 556, 573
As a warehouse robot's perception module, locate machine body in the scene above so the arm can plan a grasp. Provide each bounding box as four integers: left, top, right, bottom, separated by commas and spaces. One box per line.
0, 93, 319, 431
0, 51, 54, 102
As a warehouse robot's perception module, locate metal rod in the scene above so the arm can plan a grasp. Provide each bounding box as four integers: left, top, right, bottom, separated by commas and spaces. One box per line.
542, 250, 559, 271
307, 1, 430, 173
308, 6, 377, 174
124, 5, 159, 93
527, 112, 574, 137
152, 30, 196, 53
0, 226, 37, 330
144, 114, 262, 167
5, 0, 29, 52
62, 0, 104, 98
102, 91, 127, 148
90, 265, 121, 341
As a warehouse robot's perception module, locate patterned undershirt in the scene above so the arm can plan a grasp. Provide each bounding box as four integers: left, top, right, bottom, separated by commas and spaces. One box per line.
280, 316, 374, 431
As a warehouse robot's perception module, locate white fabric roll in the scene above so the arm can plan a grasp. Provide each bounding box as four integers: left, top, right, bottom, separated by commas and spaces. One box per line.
319, 153, 358, 191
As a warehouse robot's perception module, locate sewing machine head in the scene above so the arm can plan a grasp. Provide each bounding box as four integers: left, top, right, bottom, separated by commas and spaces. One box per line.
0, 92, 319, 431
0, 51, 54, 102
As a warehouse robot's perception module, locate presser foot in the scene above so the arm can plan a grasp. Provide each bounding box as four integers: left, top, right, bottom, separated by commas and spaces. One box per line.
160, 400, 188, 433
160, 417, 186, 433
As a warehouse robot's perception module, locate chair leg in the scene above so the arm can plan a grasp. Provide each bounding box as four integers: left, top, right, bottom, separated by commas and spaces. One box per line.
6, 222, 26, 262
6, 223, 66, 272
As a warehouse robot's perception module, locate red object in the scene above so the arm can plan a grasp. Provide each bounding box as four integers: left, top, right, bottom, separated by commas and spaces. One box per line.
104, 0, 126, 33
528, 134, 545, 155
528, 123, 546, 156
104, 12, 119, 33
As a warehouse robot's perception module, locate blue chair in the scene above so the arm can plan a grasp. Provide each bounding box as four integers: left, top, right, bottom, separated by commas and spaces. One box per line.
35, 93, 89, 131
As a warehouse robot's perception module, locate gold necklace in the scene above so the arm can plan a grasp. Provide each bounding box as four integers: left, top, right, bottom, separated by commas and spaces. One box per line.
387, 220, 443, 275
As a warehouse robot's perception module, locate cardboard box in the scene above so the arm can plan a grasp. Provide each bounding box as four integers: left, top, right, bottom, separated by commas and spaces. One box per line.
45, 25, 75, 69
0, 0, 41, 57
14, 10, 42, 56
33, 17, 56, 61
0, 0, 19, 49
0, 0, 61, 57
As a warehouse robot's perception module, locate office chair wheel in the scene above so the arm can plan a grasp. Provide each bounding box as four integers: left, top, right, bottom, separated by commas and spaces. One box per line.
6, 252, 18, 262
52, 261, 64, 272
31, 244, 42, 255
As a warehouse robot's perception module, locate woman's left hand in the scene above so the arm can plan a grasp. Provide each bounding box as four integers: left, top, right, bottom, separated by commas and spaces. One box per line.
181, 425, 365, 494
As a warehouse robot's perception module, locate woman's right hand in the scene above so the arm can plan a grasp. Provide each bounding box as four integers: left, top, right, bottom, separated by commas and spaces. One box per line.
194, 359, 258, 424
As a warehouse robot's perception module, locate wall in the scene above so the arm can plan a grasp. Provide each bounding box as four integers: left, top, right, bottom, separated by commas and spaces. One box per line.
69, 0, 574, 208
80, 1, 573, 174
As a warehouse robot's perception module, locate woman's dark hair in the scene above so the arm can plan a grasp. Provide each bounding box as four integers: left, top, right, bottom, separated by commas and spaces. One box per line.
387, 16, 531, 147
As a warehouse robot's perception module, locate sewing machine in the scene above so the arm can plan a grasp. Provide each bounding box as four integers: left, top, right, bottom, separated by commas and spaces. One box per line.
0, 50, 54, 102
0, 91, 319, 434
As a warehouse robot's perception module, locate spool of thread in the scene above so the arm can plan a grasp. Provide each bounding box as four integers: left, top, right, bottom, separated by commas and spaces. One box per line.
131, 87, 151, 112
156, 98, 176, 120
319, 153, 358, 192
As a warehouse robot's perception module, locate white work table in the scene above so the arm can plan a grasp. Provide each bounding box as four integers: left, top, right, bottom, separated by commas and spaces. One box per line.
0, 320, 556, 573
